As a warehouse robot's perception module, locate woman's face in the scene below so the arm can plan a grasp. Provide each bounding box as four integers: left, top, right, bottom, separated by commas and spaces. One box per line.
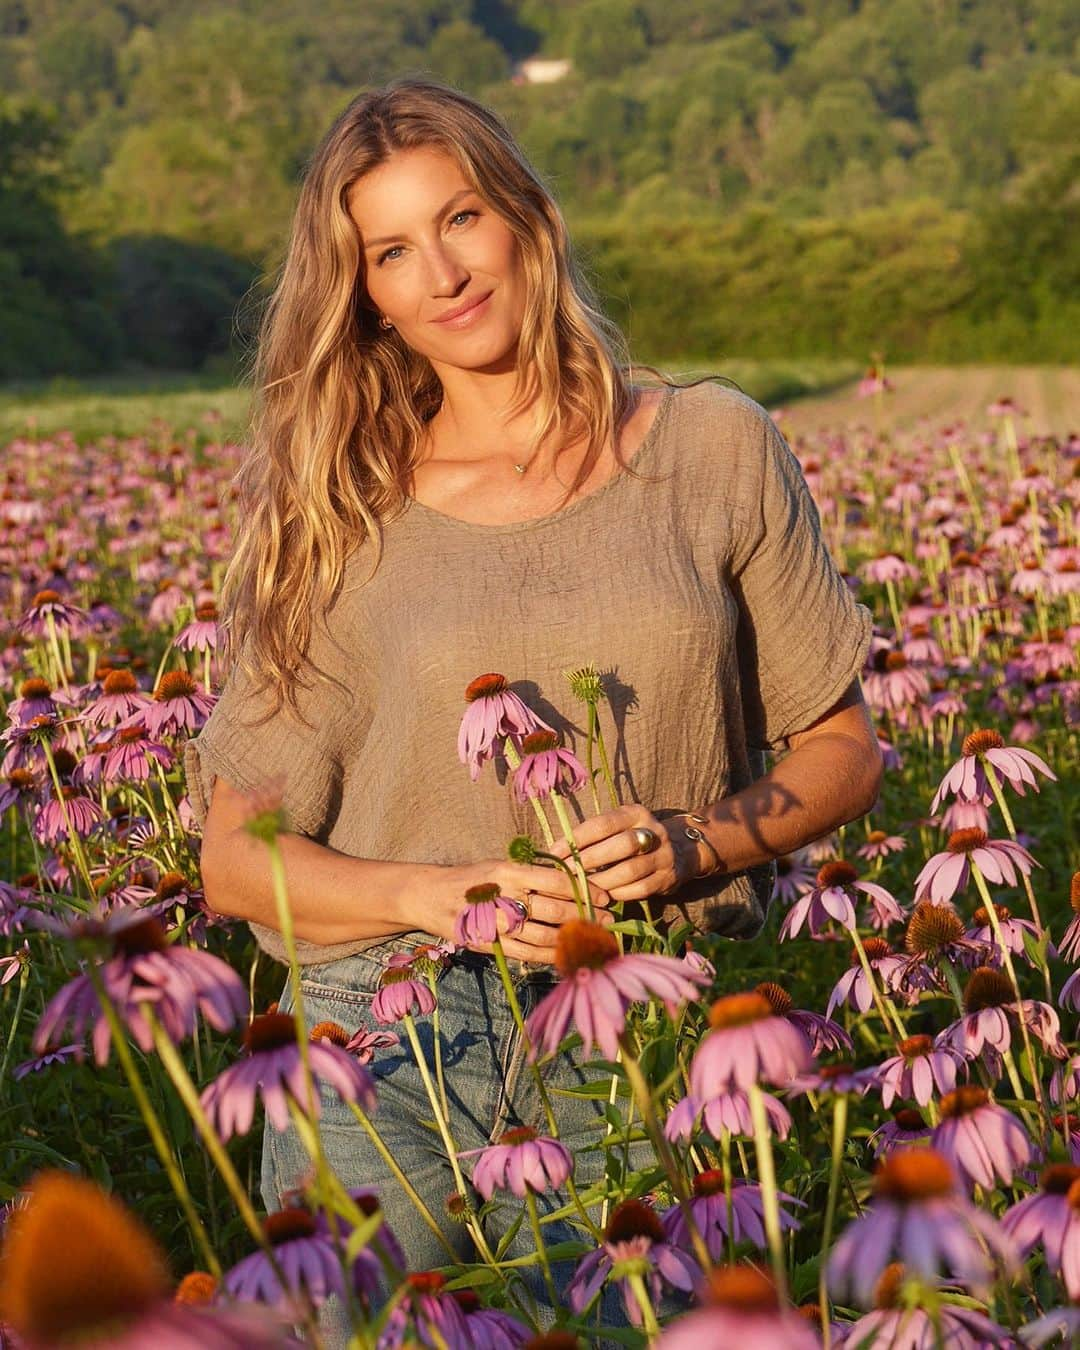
347, 145, 528, 374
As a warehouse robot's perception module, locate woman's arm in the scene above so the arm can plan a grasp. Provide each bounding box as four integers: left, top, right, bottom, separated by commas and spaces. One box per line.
198, 776, 612, 960
548, 679, 882, 901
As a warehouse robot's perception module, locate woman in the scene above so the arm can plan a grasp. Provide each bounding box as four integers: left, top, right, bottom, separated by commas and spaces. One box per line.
185, 74, 881, 1325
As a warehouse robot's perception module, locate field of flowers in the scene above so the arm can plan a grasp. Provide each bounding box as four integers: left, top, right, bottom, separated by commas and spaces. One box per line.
0, 393, 1077, 1347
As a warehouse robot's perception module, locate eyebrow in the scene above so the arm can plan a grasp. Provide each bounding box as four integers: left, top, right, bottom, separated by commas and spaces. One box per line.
362, 189, 476, 249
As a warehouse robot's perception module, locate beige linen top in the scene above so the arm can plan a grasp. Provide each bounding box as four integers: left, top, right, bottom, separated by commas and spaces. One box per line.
183, 379, 873, 966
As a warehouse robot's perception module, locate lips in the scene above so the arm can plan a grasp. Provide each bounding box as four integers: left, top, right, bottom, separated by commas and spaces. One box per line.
433, 291, 493, 324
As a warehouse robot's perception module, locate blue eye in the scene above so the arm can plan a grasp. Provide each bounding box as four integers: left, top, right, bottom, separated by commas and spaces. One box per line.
375, 210, 477, 266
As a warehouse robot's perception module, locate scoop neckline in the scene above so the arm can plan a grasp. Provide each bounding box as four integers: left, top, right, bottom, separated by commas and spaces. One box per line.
402, 383, 677, 534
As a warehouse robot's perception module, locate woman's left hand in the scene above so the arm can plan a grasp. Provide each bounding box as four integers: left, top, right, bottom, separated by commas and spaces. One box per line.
547, 803, 702, 905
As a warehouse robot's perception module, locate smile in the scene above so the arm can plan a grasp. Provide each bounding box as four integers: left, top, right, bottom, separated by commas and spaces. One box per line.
432, 291, 493, 328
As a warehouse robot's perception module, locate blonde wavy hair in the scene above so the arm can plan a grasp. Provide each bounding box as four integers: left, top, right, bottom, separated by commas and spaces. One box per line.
220, 74, 718, 722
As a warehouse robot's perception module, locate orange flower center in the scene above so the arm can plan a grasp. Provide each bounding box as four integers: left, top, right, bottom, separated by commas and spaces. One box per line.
464, 882, 500, 903
103, 670, 138, 695
899, 1035, 932, 1060
946, 828, 988, 854
701, 1264, 779, 1313
859, 937, 892, 964
310, 1021, 350, 1047
708, 992, 773, 1031
692, 1169, 728, 1197
464, 673, 507, 702
554, 920, 619, 977
875, 1148, 955, 1201
885, 652, 908, 671
154, 872, 187, 900
195, 602, 217, 621
962, 729, 1004, 757
499, 1126, 538, 1147
31, 589, 61, 606
521, 730, 558, 755
263, 1209, 316, 1245
605, 1199, 663, 1245
1071, 871, 1080, 915
892, 1108, 927, 1131
972, 904, 1010, 925
174, 1271, 217, 1305
873, 1263, 906, 1310
19, 678, 51, 699
407, 1271, 446, 1295
754, 981, 792, 1016
243, 1013, 299, 1054
867, 830, 888, 844
155, 671, 197, 701
905, 901, 964, 955
1040, 1164, 1080, 1194
816, 860, 857, 888
111, 917, 168, 957
963, 966, 1014, 1012
939, 1086, 989, 1119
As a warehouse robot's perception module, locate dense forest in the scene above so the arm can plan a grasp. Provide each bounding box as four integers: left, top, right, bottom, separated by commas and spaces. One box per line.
1, 0, 1077, 377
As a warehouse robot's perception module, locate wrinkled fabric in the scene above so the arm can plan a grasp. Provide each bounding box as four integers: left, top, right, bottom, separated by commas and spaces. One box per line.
184, 380, 872, 966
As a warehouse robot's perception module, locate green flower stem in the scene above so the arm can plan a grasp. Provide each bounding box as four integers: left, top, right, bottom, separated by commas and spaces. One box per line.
721, 1128, 736, 1263
490, 942, 556, 1138
593, 717, 620, 809
83, 965, 219, 1276
545, 791, 593, 922
849, 928, 906, 1044
817, 1093, 849, 1350
748, 1081, 789, 1303
400, 1013, 500, 1270
971, 863, 1047, 1130
585, 703, 601, 816
146, 1011, 276, 1263
618, 1033, 713, 1274
45, 612, 72, 694
0, 964, 29, 1081
627, 1271, 660, 1337
40, 742, 93, 896
427, 970, 450, 1124
884, 578, 904, 641
346, 1101, 459, 1262
501, 738, 555, 847
525, 1189, 560, 1311
940, 958, 966, 1015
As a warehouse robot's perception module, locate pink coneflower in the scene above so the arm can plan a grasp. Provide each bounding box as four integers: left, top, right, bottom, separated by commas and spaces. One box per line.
689, 991, 813, 1095
342, 1026, 400, 1064
0, 1170, 290, 1349
147, 580, 188, 627
102, 726, 174, 785
13, 1042, 81, 1080
223, 1207, 345, 1316
902, 626, 944, 665
838, 1262, 1009, 1348
33, 785, 104, 844
965, 902, 1052, 967
378, 1271, 471, 1348
868, 1107, 933, 1158
654, 1265, 820, 1348
789, 1061, 877, 1097
79, 669, 152, 729
567, 1199, 699, 1327
0, 941, 29, 986
827, 1148, 1017, 1306
370, 974, 437, 1026
779, 859, 902, 940
664, 1085, 793, 1144
863, 554, 919, 583
827, 938, 911, 1018
451, 1289, 530, 1346
511, 729, 587, 803
870, 1034, 965, 1108
772, 849, 816, 904
200, 1012, 376, 1140
1022, 1304, 1080, 1347
0, 877, 33, 936
856, 829, 907, 862
1001, 1163, 1080, 1299
930, 1086, 1034, 1192
914, 827, 1038, 905
6, 676, 73, 726
755, 981, 852, 1055
931, 728, 1056, 812
173, 601, 219, 653
1052, 1058, 1080, 1105
453, 882, 527, 946
1056, 873, 1080, 962
938, 965, 1066, 1064
33, 913, 248, 1066
19, 588, 89, 638
661, 1172, 804, 1261
316, 1189, 405, 1304
0, 766, 39, 818
457, 672, 553, 783
461, 1126, 572, 1200
938, 796, 991, 834
135, 671, 216, 737
863, 649, 931, 712
525, 919, 708, 1062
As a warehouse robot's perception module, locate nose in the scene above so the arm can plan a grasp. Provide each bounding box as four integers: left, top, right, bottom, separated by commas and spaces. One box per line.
424, 239, 470, 296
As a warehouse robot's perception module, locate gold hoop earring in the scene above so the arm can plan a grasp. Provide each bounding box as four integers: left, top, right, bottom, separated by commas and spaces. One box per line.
378, 315, 394, 330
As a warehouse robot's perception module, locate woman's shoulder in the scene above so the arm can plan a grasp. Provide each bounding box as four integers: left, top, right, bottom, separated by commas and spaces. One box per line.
666, 378, 787, 498
670, 377, 777, 439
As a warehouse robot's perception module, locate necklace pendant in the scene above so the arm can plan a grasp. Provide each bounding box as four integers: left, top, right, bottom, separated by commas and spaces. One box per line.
513, 463, 526, 474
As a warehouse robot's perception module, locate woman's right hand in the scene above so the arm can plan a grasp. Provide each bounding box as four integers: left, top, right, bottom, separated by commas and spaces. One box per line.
426, 858, 615, 966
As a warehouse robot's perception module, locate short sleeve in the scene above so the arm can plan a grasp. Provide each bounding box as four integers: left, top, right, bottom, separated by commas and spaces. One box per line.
183, 627, 361, 841
730, 409, 873, 753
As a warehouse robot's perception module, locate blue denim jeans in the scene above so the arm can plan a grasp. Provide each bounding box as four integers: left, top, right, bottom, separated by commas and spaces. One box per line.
263, 936, 634, 1344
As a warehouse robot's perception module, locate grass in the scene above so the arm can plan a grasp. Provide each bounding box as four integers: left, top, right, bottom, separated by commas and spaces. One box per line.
0, 359, 863, 445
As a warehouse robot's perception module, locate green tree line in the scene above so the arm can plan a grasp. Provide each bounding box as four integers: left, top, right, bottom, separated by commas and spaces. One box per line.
0, 0, 1077, 377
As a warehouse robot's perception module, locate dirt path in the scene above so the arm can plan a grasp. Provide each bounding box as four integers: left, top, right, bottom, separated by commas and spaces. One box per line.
778, 366, 1079, 440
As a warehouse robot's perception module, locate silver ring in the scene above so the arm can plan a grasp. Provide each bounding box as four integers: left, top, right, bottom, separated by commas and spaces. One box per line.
512, 897, 531, 922
632, 827, 661, 855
